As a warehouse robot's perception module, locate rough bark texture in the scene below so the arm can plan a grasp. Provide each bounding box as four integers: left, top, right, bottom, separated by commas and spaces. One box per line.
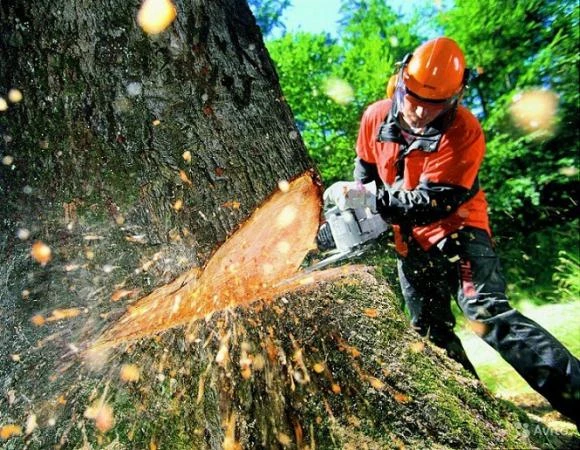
1, 0, 311, 255
0, 0, 313, 446
0, 1, 577, 449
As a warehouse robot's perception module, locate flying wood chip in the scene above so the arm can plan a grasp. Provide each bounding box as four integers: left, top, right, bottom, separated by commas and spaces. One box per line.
30, 241, 52, 265
0, 424, 23, 440
92, 172, 361, 349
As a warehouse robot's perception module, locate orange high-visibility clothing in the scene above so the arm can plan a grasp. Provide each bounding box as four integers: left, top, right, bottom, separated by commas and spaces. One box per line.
355, 99, 490, 255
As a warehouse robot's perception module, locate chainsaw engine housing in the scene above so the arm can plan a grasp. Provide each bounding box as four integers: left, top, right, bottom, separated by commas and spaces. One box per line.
324, 206, 388, 253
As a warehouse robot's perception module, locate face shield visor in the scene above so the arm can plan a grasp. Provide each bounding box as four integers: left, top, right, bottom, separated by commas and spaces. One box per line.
393, 71, 462, 136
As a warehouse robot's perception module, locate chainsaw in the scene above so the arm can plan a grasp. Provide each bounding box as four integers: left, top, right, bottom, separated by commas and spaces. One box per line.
307, 205, 389, 272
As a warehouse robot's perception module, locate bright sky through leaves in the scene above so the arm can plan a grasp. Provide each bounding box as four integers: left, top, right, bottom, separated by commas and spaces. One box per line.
280, 0, 441, 37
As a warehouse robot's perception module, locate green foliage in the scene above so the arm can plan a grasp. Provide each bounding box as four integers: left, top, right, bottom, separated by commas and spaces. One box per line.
267, 32, 353, 181
553, 249, 580, 300
267, 1, 420, 183
493, 220, 579, 304
338, 0, 421, 101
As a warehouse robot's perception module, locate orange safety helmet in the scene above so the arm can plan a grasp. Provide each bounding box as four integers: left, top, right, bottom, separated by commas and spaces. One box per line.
402, 37, 467, 101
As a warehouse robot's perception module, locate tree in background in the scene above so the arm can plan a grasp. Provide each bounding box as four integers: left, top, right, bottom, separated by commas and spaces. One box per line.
267, 32, 355, 181
337, 0, 421, 101
267, 0, 420, 182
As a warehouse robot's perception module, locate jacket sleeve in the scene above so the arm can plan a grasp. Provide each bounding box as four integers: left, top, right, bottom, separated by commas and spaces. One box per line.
353, 157, 379, 184
376, 179, 479, 226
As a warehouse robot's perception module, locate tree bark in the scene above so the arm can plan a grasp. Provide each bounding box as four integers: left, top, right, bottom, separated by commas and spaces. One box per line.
0, 0, 313, 446
0, 1, 575, 449
1, 0, 311, 255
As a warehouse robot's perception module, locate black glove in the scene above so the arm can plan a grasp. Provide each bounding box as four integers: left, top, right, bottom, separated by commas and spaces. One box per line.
375, 185, 393, 223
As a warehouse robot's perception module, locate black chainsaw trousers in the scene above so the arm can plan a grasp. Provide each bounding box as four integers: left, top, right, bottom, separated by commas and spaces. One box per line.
396, 226, 580, 423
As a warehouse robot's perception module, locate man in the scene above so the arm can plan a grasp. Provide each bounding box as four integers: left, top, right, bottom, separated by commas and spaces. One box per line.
324, 37, 579, 424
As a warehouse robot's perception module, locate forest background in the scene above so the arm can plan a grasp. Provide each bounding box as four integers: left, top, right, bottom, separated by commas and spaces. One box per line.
249, 0, 580, 392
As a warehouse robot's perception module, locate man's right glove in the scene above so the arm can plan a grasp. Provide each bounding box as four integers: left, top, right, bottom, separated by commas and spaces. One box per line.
323, 181, 376, 211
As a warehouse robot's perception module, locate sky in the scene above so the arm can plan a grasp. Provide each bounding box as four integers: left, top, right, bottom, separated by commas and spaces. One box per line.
280, 0, 429, 37
281, 0, 342, 36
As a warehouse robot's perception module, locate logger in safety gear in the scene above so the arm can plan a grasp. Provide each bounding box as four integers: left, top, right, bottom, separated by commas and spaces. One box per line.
327, 36, 580, 426
393, 38, 467, 134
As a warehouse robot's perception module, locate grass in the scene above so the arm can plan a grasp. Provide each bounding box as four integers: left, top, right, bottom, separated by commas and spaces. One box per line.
457, 300, 580, 396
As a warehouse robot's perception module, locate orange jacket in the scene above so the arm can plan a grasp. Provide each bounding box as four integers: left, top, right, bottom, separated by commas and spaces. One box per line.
355, 99, 490, 255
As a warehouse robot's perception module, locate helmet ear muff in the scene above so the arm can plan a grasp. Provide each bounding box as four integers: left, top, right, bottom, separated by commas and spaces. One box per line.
386, 74, 397, 99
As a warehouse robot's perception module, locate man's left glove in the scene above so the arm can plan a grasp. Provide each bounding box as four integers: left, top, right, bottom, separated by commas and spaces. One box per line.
323, 181, 376, 211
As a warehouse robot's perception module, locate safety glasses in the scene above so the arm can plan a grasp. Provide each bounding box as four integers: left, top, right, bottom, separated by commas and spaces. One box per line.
395, 75, 458, 111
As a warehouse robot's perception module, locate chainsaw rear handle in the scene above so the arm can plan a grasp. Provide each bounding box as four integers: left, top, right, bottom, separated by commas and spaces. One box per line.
316, 221, 336, 251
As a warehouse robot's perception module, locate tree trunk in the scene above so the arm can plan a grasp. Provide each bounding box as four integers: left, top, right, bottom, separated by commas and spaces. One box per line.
1, 0, 312, 254
0, 1, 574, 449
